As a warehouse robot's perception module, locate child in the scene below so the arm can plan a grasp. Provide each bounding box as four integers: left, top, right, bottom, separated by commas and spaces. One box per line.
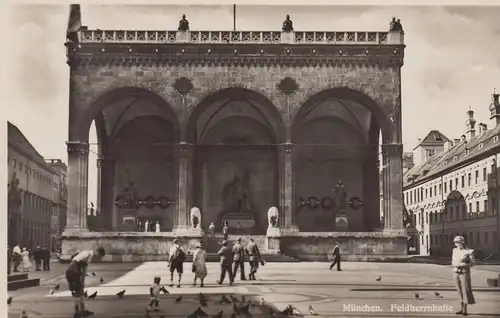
147, 276, 163, 312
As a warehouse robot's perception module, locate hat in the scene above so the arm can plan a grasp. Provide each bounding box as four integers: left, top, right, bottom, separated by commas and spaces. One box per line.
453, 236, 465, 243
222, 240, 228, 246
236, 237, 242, 242
173, 239, 179, 244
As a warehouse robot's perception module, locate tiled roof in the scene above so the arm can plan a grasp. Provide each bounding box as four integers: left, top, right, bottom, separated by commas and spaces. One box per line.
403, 125, 500, 188
412, 130, 451, 150
7, 121, 52, 171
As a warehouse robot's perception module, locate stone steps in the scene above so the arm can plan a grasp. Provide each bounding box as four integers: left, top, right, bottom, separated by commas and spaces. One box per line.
7, 272, 40, 291
184, 252, 300, 263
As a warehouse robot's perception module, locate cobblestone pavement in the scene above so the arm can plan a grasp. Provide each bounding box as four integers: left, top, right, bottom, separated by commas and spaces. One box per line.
6, 262, 500, 317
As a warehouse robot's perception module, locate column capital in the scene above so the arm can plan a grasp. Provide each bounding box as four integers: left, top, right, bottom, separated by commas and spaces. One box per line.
278, 142, 295, 155
381, 143, 403, 155
175, 142, 194, 157
66, 141, 89, 155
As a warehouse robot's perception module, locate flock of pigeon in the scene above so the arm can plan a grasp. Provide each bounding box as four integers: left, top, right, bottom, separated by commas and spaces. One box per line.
7, 273, 446, 317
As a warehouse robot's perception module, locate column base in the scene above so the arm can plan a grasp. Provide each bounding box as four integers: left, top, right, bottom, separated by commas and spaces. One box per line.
266, 227, 281, 237
62, 228, 89, 236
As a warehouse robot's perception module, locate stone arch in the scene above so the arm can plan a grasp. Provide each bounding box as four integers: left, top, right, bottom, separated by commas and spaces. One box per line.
292, 87, 393, 143
186, 87, 285, 143
75, 87, 180, 142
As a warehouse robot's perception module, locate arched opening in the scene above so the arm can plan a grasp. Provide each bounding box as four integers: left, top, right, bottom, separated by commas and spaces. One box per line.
79, 88, 179, 232
188, 88, 285, 234
292, 88, 387, 232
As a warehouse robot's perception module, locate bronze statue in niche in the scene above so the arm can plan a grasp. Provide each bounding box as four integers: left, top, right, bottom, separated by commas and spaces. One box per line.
333, 180, 348, 212
122, 181, 139, 210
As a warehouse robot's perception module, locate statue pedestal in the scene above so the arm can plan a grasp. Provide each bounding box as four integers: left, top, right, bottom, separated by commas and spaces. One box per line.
176, 31, 190, 43
335, 213, 349, 231
173, 227, 203, 237
387, 31, 404, 45
265, 227, 281, 254
281, 32, 294, 44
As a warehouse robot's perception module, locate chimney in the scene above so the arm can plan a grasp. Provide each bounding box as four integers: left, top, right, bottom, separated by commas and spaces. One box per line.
461, 135, 467, 144
478, 123, 488, 135
489, 88, 500, 126
443, 140, 454, 152
464, 107, 476, 141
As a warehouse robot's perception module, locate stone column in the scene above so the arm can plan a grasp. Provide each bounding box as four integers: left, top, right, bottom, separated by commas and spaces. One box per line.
278, 143, 299, 232
64, 141, 90, 233
381, 143, 404, 230
173, 142, 195, 234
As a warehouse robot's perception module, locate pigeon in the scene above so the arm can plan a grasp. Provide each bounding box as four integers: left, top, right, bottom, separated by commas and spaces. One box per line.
49, 288, 54, 295
233, 303, 240, 314
199, 293, 208, 307
116, 290, 126, 298
92, 272, 96, 276
309, 305, 318, 315
376, 276, 382, 281
175, 295, 182, 303
88, 291, 97, 300
259, 298, 265, 306
196, 307, 209, 317
434, 292, 441, 297
20, 310, 28, 318
100, 277, 104, 284
7, 297, 12, 305
241, 295, 246, 303
218, 295, 231, 304
212, 311, 223, 318
160, 287, 169, 294
54, 284, 60, 290
281, 305, 293, 315
414, 293, 420, 300
84, 291, 88, 298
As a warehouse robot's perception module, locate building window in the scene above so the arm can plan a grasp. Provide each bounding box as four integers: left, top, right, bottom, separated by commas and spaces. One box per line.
476, 232, 480, 244
475, 170, 479, 184
449, 180, 452, 191
483, 167, 487, 182
485, 232, 489, 244
493, 197, 497, 215
434, 185, 437, 196
484, 199, 488, 214
455, 178, 458, 189
439, 184, 442, 194
468, 203, 472, 214
476, 201, 480, 213
468, 173, 471, 186
461, 175, 465, 188
495, 136, 499, 142
427, 149, 435, 157
12, 158, 16, 168
425, 211, 429, 224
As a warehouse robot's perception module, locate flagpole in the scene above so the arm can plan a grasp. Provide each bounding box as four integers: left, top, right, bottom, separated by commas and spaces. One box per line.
233, 4, 236, 31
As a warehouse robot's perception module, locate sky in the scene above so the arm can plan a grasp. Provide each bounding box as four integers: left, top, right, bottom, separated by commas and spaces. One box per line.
5, 4, 500, 205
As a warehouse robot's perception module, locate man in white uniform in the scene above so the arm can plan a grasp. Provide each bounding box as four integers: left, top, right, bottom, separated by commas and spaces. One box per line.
66, 247, 105, 318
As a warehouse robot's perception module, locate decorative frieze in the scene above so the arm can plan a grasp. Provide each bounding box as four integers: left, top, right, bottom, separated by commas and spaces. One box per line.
278, 77, 299, 96
66, 141, 89, 155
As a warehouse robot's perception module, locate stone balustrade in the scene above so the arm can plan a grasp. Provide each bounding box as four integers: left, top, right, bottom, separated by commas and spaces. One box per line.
80, 29, 402, 45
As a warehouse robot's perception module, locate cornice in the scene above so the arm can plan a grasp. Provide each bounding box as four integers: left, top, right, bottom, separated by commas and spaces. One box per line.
67, 43, 405, 68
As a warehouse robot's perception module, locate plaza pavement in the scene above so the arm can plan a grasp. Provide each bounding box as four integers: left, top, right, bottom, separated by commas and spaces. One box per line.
6, 262, 500, 317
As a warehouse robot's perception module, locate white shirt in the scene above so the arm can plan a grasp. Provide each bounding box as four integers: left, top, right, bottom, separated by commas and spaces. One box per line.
169, 244, 181, 258
451, 247, 474, 271
12, 246, 21, 255
73, 250, 94, 264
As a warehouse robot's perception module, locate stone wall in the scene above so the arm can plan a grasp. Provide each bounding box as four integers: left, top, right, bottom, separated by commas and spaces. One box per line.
280, 231, 407, 261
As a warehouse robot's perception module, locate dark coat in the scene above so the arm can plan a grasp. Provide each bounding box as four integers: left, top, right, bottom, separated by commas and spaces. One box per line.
232, 243, 246, 262
217, 246, 233, 265
332, 245, 340, 258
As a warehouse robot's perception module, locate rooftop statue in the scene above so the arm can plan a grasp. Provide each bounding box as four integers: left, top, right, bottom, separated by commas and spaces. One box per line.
178, 14, 189, 31
389, 17, 403, 32
282, 14, 294, 32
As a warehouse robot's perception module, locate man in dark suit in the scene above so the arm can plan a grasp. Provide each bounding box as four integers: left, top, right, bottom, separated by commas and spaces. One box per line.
232, 237, 246, 281
216, 240, 234, 285
246, 238, 263, 280
329, 242, 342, 271
34, 246, 42, 271
42, 246, 51, 271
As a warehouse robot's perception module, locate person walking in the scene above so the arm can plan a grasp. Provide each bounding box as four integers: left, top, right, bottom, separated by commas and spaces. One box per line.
208, 222, 215, 237
34, 246, 42, 271
66, 247, 106, 318
192, 244, 207, 287
168, 239, 186, 288
21, 248, 32, 272
216, 240, 233, 285
12, 244, 21, 272
222, 222, 229, 240
246, 238, 262, 280
329, 242, 341, 271
232, 237, 247, 281
452, 236, 475, 316
42, 245, 51, 271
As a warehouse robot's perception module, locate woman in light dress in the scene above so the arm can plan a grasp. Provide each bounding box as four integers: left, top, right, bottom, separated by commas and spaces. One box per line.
21, 247, 32, 272
452, 236, 475, 316
192, 244, 207, 287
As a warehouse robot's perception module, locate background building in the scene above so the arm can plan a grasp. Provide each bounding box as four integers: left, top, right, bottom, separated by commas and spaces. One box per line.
403, 90, 500, 257
7, 122, 67, 250
46, 159, 68, 250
